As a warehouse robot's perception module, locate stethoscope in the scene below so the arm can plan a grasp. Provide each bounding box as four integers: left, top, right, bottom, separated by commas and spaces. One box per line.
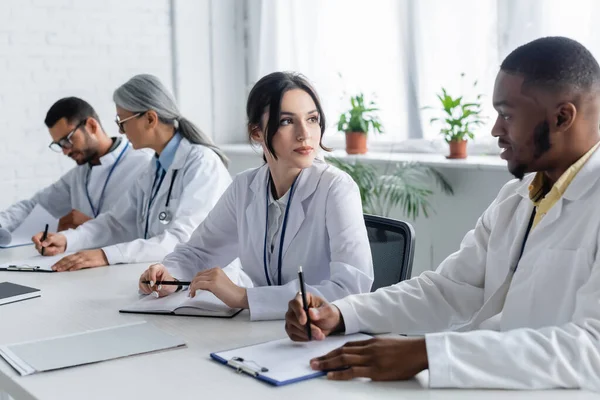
262, 173, 300, 286
84, 142, 129, 217
143, 166, 179, 239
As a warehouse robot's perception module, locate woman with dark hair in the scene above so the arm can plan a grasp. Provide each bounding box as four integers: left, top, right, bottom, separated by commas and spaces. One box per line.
139, 72, 373, 321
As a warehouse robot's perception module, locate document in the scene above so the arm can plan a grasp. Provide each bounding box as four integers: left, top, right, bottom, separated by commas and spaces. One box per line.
211, 333, 373, 386
0, 253, 75, 272
0, 321, 186, 376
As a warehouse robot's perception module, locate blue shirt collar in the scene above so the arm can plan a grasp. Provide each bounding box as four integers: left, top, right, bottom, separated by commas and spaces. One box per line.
156, 132, 182, 171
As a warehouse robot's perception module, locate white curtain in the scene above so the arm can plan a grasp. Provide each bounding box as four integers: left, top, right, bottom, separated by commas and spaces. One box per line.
251, 0, 410, 149
248, 0, 600, 150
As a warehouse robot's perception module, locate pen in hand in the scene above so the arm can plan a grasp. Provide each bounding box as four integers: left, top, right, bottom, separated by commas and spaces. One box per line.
298, 266, 312, 341
141, 280, 191, 286
40, 223, 49, 256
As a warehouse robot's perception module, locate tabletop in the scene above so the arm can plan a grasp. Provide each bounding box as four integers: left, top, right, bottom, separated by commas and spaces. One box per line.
0, 246, 596, 400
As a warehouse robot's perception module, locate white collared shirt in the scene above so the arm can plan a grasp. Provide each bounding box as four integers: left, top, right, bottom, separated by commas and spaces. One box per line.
266, 187, 290, 278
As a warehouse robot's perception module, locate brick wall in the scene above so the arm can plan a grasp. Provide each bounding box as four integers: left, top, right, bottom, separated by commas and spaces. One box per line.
0, 0, 173, 209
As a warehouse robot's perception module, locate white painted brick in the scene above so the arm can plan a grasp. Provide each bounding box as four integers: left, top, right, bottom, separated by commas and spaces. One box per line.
0, 0, 173, 207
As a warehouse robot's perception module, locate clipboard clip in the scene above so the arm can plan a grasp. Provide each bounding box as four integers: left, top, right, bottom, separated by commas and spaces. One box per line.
227, 357, 269, 377
6, 265, 41, 271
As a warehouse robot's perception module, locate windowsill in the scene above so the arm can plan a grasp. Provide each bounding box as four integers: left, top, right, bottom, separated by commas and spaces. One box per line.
220, 144, 507, 171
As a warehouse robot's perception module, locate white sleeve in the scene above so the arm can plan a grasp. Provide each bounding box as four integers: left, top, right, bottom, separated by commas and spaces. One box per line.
246, 175, 374, 321
0, 169, 75, 231
62, 184, 139, 255
162, 179, 239, 281
101, 155, 231, 265
425, 260, 600, 391
332, 198, 496, 335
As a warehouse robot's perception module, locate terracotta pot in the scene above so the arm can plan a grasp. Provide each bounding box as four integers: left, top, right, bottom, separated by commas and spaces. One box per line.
447, 140, 468, 159
345, 132, 367, 154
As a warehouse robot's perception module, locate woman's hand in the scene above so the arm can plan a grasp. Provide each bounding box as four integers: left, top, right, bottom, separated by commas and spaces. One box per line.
138, 264, 178, 297
189, 268, 248, 309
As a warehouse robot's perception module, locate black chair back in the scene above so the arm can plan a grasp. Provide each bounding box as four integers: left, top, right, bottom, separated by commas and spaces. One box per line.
364, 214, 415, 291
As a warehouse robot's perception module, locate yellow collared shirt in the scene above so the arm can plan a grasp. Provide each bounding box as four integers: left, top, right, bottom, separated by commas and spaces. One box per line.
528, 141, 600, 229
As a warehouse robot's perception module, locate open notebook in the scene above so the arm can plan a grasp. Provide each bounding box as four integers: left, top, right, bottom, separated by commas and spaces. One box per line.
120, 289, 242, 318
0, 205, 58, 248
0, 321, 186, 376
0, 253, 75, 273
211, 333, 373, 386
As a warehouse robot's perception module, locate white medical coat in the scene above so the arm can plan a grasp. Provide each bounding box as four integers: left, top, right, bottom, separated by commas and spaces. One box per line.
0, 137, 149, 231
163, 159, 374, 321
334, 147, 600, 391
62, 138, 232, 265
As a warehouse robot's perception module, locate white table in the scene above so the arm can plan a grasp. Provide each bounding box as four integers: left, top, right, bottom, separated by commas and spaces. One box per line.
0, 247, 596, 400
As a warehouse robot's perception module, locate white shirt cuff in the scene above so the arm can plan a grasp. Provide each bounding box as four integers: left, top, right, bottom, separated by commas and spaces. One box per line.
246, 286, 288, 321
62, 228, 82, 252
102, 245, 124, 265
332, 298, 361, 335
425, 332, 451, 388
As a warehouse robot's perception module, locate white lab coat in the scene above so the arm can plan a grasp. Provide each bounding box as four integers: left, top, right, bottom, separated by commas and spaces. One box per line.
62, 137, 232, 265
334, 147, 600, 391
0, 137, 149, 231
163, 159, 374, 321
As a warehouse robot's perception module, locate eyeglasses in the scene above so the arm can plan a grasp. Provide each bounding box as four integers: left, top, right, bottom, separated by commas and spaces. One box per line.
115, 112, 143, 134
48, 119, 87, 153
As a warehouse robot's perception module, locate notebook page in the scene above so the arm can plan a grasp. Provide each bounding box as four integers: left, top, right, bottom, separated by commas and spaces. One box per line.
214, 333, 372, 383
121, 291, 188, 313
0, 253, 75, 271
122, 290, 234, 314
0, 321, 185, 375
0, 205, 58, 248
177, 290, 234, 313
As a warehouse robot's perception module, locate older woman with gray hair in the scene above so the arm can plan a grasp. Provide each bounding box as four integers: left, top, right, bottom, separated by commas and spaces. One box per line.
32, 74, 240, 275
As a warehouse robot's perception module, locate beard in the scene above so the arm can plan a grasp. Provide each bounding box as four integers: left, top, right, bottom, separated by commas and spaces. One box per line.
70, 130, 98, 165
510, 120, 551, 180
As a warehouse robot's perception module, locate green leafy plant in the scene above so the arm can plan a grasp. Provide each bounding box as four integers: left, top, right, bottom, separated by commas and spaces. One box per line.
426, 74, 485, 143
327, 157, 454, 219
337, 93, 383, 134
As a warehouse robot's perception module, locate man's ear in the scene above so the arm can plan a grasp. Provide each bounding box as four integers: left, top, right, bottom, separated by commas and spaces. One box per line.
554, 102, 576, 131
86, 118, 101, 135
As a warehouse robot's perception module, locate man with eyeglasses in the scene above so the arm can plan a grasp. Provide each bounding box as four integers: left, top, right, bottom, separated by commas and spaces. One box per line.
0, 97, 150, 233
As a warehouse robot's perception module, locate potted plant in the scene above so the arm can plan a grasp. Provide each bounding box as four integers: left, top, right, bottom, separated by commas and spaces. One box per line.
326, 157, 453, 219
426, 75, 485, 159
337, 93, 383, 154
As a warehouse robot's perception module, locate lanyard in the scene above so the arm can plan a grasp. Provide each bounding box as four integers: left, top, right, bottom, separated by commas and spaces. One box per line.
85, 142, 129, 217
514, 207, 537, 272
144, 166, 166, 239
262, 174, 299, 286
144, 168, 179, 239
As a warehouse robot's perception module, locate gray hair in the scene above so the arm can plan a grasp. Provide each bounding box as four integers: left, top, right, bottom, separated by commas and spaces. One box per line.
113, 74, 228, 167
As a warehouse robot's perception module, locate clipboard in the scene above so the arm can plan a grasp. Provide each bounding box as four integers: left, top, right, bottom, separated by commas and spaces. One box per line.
0, 254, 73, 273
210, 333, 373, 386
0, 265, 54, 273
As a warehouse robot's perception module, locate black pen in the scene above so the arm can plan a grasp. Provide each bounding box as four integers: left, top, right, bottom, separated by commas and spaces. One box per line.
141, 280, 191, 286
298, 266, 312, 341
40, 223, 49, 256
